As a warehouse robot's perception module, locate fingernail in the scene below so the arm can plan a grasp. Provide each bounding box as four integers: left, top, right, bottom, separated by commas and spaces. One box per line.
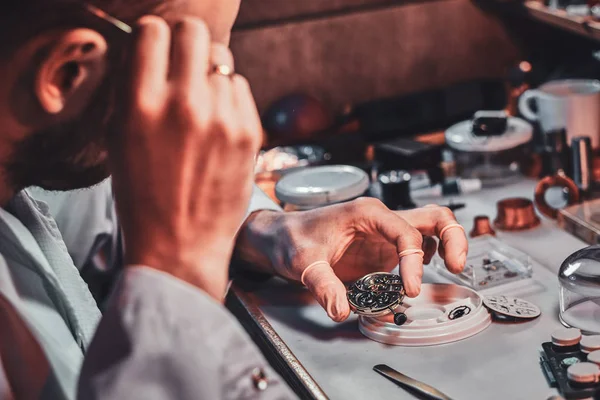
459, 252, 467, 268
331, 298, 350, 322
325, 293, 342, 322
411, 277, 422, 296
403, 277, 420, 297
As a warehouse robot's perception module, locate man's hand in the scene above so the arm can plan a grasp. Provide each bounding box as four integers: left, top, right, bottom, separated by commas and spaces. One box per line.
236, 200, 468, 321
108, 16, 262, 301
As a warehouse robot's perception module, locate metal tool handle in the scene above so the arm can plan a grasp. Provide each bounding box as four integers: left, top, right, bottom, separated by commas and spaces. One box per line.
373, 364, 454, 400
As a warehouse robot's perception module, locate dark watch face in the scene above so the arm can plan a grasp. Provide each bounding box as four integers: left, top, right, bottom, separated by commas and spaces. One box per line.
347, 272, 405, 316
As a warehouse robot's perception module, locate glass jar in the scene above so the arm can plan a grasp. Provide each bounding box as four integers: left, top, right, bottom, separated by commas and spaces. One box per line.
559, 246, 600, 334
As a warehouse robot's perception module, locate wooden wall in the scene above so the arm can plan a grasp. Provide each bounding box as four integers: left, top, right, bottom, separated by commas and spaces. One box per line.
230, 0, 521, 112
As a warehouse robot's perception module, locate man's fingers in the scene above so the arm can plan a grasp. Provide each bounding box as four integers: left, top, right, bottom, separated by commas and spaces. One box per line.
209, 44, 236, 127
349, 199, 424, 297
397, 206, 468, 274
422, 236, 437, 265
301, 262, 351, 322
132, 16, 171, 100
169, 18, 211, 88
231, 75, 263, 150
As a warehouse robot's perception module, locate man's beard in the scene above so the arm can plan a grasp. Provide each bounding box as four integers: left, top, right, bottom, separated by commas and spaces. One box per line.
4, 119, 111, 192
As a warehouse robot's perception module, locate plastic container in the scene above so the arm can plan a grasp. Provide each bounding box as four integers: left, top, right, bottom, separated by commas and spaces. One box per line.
559, 246, 600, 334
445, 116, 533, 187
358, 283, 491, 346
431, 235, 533, 290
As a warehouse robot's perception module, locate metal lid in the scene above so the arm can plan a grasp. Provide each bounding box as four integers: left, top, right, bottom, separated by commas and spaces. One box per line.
552, 327, 582, 347
581, 335, 600, 353
567, 362, 600, 384
275, 165, 369, 207
483, 295, 541, 319
445, 117, 532, 153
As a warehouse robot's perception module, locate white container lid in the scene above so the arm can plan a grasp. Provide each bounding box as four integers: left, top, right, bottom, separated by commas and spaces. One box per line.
551, 327, 582, 347
275, 165, 369, 207
581, 335, 600, 353
445, 117, 533, 153
358, 284, 491, 346
567, 362, 600, 384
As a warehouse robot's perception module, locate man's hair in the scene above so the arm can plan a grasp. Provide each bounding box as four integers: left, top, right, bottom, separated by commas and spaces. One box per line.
0, 0, 172, 57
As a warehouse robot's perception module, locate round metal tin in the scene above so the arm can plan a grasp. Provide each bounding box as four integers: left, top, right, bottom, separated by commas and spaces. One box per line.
275, 165, 369, 208
483, 295, 541, 319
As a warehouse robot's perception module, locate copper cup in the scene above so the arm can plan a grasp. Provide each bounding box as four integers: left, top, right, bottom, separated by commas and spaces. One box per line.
494, 198, 541, 231
470, 216, 496, 238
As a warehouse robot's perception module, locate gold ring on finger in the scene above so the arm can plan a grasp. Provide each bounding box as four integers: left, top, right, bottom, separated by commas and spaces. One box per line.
211, 64, 235, 78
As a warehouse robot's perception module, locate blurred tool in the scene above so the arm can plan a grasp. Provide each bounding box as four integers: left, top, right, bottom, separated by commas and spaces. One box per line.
374, 138, 443, 182
378, 170, 416, 210
443, 202, 466, 212
262, 93, 333, 145
495, 198, 541, 231
571, 136, 593, 199
470, 216, 496, 237
412, 178, 482, 199
373, 364, 454, 400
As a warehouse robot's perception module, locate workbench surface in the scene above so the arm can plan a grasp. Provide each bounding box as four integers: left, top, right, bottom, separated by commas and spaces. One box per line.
232, 179, 589, 400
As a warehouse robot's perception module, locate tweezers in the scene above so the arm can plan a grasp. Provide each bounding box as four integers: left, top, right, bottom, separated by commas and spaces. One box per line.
373, 364, 455, 400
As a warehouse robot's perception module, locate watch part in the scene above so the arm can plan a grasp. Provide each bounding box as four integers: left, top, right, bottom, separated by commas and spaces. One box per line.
347, 272, 405, 317
483, 295, 541, 319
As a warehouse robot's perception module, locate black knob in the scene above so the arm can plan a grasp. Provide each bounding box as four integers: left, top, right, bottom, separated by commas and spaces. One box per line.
393, 312, 408, 326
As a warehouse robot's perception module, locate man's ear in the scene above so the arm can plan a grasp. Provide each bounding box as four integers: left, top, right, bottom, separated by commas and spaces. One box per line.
35, 28, 108, 116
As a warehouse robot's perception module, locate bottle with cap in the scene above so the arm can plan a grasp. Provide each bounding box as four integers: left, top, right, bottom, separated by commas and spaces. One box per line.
551, 327, 582, 353
567, 362, 600, 387
411, 178, 482, 199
